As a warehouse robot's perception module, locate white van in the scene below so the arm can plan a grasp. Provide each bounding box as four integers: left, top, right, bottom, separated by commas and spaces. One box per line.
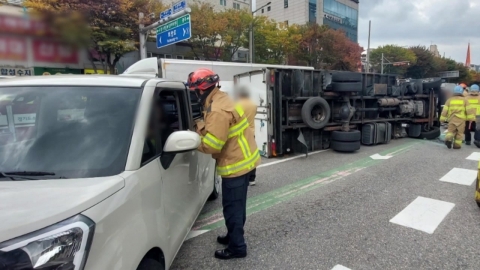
0, 58, 219, 270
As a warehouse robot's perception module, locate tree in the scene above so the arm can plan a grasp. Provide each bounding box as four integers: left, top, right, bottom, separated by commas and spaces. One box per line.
369, 45, 417, 75
186, 1, 228, 60
24, 0, 164, 74
291, 24, 362, 71
405, 46, 440, 78
221, 8, 252, 61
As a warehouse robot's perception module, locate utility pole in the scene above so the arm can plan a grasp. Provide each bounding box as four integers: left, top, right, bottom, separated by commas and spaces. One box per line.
139, 12, 146, 60
381, 53, 384, 74
249, 0, 253, 63
366, 20, 371, 73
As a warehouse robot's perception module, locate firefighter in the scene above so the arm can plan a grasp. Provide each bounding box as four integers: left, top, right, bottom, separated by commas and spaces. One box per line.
440, 85, 475, 149
465, 84, 480, 146
188, 68, 260, 260
235, 85, 258, 186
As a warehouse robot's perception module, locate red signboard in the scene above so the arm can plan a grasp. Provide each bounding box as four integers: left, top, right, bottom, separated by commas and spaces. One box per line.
0, 36, 27, 61
0, 15, 50, 36
32, 39, 78, 64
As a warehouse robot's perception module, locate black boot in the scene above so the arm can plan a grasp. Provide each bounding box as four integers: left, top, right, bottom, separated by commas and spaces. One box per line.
445, 140, 452, 149
214, 249, 247, 260
217, 235, 229, 245
467, 141, 472, 146
474, 141, 480, 148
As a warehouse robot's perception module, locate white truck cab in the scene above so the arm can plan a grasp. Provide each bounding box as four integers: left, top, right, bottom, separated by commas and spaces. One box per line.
0, 58, 219, 270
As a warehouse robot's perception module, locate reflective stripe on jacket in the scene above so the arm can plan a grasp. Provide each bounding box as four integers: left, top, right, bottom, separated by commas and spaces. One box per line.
197, 88, 260, 178
440, 95, 475, 124
467, 93, 480, 115
237, 97, 257, 134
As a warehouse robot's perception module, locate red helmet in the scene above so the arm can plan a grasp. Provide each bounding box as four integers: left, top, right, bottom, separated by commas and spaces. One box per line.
460, 83, 467, 88
187, 68, 220, 91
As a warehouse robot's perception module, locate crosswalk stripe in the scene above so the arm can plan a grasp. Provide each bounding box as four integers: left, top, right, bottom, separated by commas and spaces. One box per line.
332, 265, 352, 270
440, 167, 477, 186
466, 152, 480, 161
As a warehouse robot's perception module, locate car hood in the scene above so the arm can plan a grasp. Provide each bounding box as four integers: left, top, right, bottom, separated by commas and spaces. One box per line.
0, 175, 124, 243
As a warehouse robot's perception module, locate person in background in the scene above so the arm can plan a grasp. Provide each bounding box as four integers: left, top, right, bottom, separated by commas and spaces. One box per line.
235, 85, 258, 186
188, 68, 260, 260
460, 83, 469, 97
440, 85, 475, 149
467, 84, 480, 148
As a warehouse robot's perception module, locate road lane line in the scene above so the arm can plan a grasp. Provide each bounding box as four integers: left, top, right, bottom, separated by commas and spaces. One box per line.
185, 230, 209, 241
190, 141, 419, 233
466, 152, 480, 161
258, 150, 329, 169
390, 196, 455, 234
439, 167, 477, 186
332, 265, 352, 270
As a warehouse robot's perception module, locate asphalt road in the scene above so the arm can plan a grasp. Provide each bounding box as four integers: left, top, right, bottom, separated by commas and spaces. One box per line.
170, 137, 480, 270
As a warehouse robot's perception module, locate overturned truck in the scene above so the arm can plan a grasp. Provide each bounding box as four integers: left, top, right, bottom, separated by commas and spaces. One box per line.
234, 69, 442, 158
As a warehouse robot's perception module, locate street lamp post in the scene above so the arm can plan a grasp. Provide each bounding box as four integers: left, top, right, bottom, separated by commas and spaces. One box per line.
249, 1, 271, 63
381, 53, 410, 74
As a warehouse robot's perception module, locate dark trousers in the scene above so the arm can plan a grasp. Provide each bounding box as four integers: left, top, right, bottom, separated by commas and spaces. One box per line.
465, 121, 477, 142
249, 168, 256, 183
222, 171, 250, 254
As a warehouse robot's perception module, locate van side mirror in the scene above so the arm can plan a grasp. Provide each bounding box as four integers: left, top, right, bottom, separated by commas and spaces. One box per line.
163, 130, 201, 153
160, 131, 201, 170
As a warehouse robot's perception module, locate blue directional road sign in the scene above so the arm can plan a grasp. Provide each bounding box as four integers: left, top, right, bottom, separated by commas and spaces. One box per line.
160, 8, 172, 20
172, 0, 187, 14
156, 14, 191, 49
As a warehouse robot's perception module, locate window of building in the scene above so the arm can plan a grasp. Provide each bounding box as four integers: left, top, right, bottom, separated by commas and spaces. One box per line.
323, 0, 358, 29
220, 0, 226, 6
267, 6, 271, 11
233, 2, 240, 9
176, 55, 184, 59
284, 0, 288, 8
309, 0, 317, 22
261, 8, 264, 13
165, 54, 172, 59
284, 20, 289, 26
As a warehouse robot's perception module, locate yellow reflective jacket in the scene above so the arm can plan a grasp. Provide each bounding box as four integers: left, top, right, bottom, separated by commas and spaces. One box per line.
237, 97, 257, 134
440, 95, 475, 124
466, 93, 480, 116
196, 88, 260, 178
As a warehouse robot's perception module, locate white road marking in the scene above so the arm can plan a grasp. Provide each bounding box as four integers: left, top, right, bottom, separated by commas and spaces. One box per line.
390, 196, 455, 234
257, 150, 329, 169
370, 153, 392, 160
185, 230, 209, 241
440, 167, 477, 186
466, 152, 480, 161
332, 265, 352, 270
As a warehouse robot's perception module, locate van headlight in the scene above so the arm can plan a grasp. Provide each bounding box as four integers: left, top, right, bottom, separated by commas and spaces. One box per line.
0, 215, 95, 270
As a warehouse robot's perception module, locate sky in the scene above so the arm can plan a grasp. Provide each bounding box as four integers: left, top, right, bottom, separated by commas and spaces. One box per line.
253, 0, 480, 65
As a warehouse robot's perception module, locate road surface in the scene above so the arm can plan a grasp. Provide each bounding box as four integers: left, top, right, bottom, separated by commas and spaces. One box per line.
171, 138, 480, 270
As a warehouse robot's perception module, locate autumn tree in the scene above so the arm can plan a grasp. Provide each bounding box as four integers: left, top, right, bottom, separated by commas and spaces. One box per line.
24, 0, 164, 74
221, 8, 252, 61
370, 45, 417, 75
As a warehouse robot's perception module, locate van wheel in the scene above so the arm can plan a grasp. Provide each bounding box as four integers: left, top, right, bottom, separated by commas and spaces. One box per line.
208, 169, 221, 201
301, 97, 331, 129
137, 258, 165, 270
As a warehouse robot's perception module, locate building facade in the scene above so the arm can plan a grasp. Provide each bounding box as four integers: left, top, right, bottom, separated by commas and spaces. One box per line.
167, 0, 250, 11
256, 0, 359, 42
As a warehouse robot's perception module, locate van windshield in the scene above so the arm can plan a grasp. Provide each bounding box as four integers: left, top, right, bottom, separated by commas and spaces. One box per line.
0, 86, 140, 179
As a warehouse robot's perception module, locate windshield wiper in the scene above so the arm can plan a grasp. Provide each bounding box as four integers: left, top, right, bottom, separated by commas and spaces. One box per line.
0, 171, 66, 181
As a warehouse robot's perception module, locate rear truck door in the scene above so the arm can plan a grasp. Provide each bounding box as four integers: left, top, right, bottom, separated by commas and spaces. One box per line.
234, 69, 272, 157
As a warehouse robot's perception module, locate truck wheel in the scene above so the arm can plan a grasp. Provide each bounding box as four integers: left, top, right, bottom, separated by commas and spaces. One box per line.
331, 140, 361, 152
418, 127, 440, 140
332, 72, 362, 82
137, 259, 165, 270
331, 130, 361, 142
332, 82, 362, 92
301, 97, 331, 129
208, 169, 221, 201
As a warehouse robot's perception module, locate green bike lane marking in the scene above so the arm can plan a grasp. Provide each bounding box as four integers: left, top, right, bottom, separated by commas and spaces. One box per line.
192, 140, 420, 232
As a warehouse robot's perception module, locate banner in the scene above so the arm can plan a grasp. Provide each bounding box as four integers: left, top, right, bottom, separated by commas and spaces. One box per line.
0, 36, 27, 61
0, 67, 33, 76
34, 67, 83, 76
84, 69, 111, 74
32, 39, 79, 64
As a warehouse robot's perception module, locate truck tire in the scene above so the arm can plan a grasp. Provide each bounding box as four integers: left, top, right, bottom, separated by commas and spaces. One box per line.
332, 82, 362, 92
331, 140, 361, 152
301, 97, 331, 129
331, 130, 361, 142
418, 127, 440, 140
332, 72, 362, 82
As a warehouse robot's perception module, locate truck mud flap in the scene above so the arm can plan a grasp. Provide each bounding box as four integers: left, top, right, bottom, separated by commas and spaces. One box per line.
362, 122, 392, 145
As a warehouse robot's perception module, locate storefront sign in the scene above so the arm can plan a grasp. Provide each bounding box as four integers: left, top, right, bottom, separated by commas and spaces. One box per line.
0, 36, 27, 61
34, 67, 83, 76
0, 15, 50, 36
324, 13, 343, 24
32, 40, 79, 64
0, 67, 33, 76
84, 69, 111, 74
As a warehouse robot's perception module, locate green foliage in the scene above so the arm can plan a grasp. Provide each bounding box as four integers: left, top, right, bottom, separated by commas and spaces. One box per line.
370, 45, 417, 75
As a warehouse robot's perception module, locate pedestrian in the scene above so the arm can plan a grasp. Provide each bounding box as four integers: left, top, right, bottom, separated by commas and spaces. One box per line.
440, 85, 475, 149
188, 68, 260, 260
464, 84, 480, 146
235, 85, 258, 186
460, 83, 469, 97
